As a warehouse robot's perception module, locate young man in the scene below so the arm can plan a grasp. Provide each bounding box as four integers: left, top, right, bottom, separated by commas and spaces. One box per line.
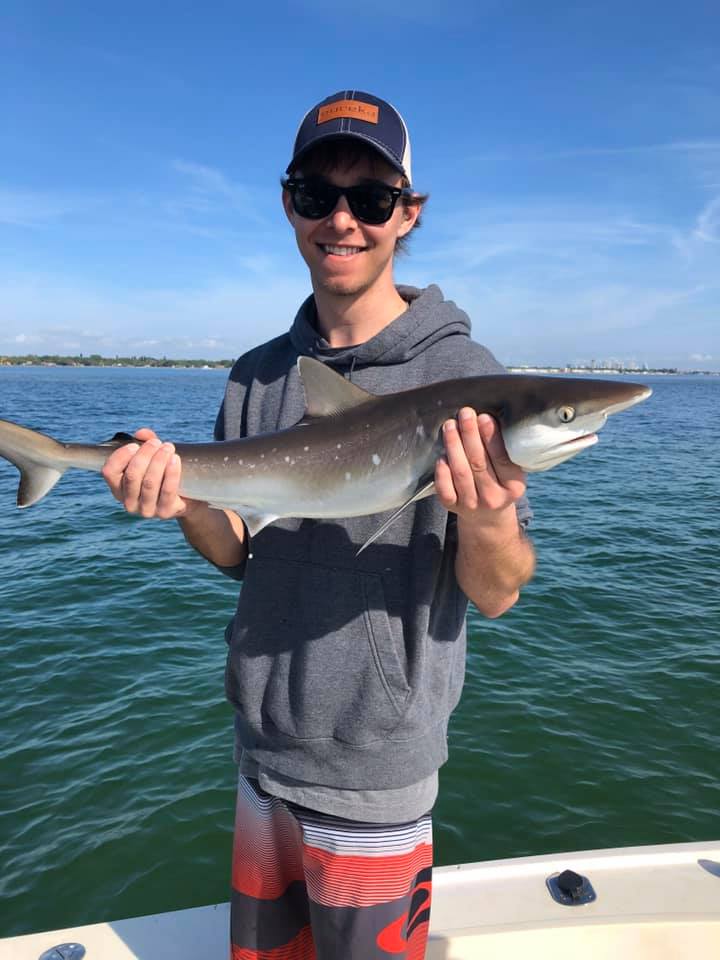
103, 90, 535, 960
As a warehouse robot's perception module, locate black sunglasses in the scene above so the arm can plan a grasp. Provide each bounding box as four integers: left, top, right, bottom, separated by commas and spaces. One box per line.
283, 176, 413, 225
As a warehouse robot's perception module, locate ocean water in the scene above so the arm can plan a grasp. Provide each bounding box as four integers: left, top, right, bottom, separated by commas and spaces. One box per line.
0, 366, 718, 937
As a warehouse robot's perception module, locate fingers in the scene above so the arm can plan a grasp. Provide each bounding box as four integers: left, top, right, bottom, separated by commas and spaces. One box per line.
101, 435, 184, 518
133, 427, 160, 443
436, 409, 527, 515
476, 413, 528, 500
434, 455, 457, 510
133, 440, 176, 518
476, 414, 520, 480
155, 453, 184, 519
102, 442, 142, 502
438, 409, 496, 511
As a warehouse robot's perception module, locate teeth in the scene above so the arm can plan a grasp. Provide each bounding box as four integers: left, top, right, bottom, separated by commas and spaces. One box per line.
322, 245, 363, 256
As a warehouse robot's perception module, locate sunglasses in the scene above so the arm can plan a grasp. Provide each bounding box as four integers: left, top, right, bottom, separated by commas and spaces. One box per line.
283, 176, 413, 225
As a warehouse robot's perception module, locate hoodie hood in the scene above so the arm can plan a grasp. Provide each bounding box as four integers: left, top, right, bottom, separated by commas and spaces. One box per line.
288, 285, 472, 368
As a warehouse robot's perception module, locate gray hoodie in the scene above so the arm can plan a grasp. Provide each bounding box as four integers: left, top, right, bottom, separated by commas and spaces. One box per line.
215, 285, 531, 791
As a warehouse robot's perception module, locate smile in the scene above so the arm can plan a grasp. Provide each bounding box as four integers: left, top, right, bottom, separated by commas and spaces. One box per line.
319, 245, 366, 256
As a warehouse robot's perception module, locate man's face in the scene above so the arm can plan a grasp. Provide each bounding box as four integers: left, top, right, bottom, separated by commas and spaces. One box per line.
282, 153, 420, 299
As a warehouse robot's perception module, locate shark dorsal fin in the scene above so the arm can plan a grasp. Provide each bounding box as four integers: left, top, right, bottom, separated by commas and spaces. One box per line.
297, 356, 374, 417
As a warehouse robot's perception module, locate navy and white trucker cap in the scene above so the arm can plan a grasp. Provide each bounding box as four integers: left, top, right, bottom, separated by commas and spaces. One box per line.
287, 90, 413, 185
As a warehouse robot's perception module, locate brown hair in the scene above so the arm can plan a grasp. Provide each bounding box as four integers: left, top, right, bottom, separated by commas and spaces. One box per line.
284, 139, 428, 253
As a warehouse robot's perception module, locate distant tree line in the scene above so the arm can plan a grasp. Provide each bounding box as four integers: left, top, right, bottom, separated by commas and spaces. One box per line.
0, 354, 234, 368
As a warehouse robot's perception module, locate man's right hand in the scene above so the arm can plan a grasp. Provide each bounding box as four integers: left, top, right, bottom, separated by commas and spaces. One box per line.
101, 427, 199, 520
102, 428, 248, 569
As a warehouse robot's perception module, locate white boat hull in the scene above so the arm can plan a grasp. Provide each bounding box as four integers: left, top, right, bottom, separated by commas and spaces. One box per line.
2, 840, 719, 958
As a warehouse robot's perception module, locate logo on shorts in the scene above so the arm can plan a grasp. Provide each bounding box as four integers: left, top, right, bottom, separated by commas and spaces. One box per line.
376, 868, 432, 954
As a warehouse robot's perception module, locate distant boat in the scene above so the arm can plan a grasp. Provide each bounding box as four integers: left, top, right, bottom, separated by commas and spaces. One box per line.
2, 840, 718, 958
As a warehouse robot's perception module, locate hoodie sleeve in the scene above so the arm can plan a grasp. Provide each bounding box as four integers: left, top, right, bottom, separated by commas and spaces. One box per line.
208, 352, 258, 580
214, 355, 252, 442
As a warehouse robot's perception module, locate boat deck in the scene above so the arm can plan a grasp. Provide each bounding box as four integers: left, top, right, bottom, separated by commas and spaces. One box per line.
2, 841, 719, 958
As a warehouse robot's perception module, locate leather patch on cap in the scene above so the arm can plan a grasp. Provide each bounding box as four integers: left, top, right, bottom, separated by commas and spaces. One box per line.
317, 99, 379, 124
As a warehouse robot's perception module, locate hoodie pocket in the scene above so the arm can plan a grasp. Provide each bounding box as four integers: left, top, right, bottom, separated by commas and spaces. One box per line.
225, 557, 410, 745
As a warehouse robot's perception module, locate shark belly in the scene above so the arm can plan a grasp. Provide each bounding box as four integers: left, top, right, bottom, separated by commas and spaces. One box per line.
176, 426, 440, 522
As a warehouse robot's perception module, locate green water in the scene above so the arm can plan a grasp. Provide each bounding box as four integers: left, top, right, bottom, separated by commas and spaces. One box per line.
0, 367, 718, 937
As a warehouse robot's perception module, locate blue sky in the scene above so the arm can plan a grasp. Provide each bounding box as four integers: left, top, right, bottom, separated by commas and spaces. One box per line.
2, 0, 718, 369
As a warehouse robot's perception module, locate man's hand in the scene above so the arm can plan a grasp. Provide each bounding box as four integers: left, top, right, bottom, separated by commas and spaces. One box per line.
101, 427, 199, 520
435, 408, 526, 522
435, 408, 534, 617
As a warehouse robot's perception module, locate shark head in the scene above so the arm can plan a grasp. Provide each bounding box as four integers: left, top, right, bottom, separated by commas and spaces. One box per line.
499, 377, 652, 472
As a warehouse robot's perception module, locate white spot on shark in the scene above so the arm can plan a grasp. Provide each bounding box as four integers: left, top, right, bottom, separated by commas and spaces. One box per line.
284, 456, 290, 463
345, 472, 352, 481
223, 456, 229, 462
372, 454, 381, 466
336, 443, 342, 449
304, 446, 309, 452
416, 424, 425, 438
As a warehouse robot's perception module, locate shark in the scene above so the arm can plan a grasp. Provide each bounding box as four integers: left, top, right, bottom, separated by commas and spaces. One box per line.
0, 357, 651, 553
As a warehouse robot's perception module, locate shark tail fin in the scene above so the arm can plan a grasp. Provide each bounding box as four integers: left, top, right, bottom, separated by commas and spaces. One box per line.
17, 464, 65, 507
0, 419, 68, 507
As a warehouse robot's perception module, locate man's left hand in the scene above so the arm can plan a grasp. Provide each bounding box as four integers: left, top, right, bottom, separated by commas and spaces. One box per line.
435, 408, 526, 523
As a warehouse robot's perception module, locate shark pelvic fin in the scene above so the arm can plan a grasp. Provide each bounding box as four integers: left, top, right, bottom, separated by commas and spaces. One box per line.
207, 502, 278, 540
297, 356, 374, 417
356, 479, 436, 556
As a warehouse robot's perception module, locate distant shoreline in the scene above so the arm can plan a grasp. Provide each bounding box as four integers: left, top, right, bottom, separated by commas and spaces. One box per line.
0, 355, 717, 376
506, 366, 719, 376
0, 355, 233, 369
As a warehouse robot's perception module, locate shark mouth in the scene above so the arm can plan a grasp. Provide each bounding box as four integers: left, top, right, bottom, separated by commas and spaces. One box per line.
559, 432, 598, 449
533, 432, 599, 468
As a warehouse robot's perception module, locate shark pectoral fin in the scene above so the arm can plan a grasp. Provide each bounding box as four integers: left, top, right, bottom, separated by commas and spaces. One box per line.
356, 480, 437, 556
297, 356, 375, 417
207, 502, 279, 540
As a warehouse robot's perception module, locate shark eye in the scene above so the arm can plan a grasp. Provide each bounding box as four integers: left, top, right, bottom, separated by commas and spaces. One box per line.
558, 405, 575, 423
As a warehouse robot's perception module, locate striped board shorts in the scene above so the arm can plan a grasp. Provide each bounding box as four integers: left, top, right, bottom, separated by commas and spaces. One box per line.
231, 775, 433, 960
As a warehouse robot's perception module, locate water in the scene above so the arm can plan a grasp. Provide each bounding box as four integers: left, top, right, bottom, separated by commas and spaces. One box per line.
0, 367, 718, 937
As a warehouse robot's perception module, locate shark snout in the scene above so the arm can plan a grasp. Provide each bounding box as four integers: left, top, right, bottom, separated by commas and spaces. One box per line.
603, 385, 653, 416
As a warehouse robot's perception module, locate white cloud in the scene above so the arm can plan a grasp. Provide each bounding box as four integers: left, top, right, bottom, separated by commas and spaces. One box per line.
539, 140, 720, 161
172, 160, 269, 226
0, 188, 100, 227
0, 268, 309, 359
694, 195, 720, 243
2, 152, 719, 371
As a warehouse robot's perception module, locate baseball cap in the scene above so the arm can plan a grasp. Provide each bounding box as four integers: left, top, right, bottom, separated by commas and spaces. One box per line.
287, 90, 413, 185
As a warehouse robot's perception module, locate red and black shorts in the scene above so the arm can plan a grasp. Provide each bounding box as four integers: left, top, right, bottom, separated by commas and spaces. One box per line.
231, 775, 433, 960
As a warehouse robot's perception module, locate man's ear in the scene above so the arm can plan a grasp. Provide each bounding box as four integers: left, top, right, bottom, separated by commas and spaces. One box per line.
397, 200, 423, 238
